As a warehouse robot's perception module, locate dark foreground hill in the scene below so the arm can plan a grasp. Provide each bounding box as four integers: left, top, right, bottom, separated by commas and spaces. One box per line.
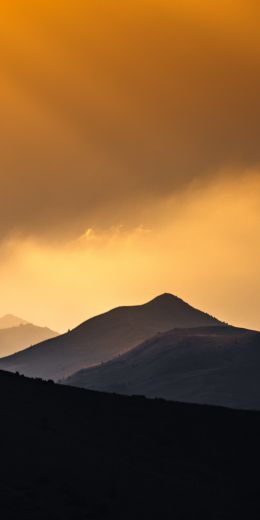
0, 294, 222, 381
64, 326, 260, 410
1, 370, 260, 519
0, 323, 58, 358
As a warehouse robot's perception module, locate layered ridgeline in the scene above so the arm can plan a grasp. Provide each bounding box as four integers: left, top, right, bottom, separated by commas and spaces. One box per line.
0, 315, 58, 357
0, 314, 28, 329
1, 370, 260, 519
0, 294, 222, 380
64, 326, 260, 410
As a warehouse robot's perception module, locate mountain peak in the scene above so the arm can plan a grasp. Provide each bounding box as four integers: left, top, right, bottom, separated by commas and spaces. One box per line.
150, 293, 180, 303
147, 293, 187, 307
0, 314, 29, 330
0, 293, 222, 381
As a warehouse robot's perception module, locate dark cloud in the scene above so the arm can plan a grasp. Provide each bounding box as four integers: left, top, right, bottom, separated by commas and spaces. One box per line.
0, 1, 260, 239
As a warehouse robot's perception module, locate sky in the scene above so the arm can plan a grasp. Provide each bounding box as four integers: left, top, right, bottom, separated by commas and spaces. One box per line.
0, 0, 260, 331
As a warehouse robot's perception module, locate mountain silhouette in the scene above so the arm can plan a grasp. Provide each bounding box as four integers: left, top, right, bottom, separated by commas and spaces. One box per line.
0, 294, 222, 381
0, 369, 260, 519
63, 325, 260, 410
0, 314, 29, 329
0, 323, 58, 358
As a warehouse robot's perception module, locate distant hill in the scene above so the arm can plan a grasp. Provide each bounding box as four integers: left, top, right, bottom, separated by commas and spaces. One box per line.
0, 370, 260, 519
63, 325, 260, 410
0, 294, 223, 381
0, 314, 28, 329
0, 324, 58, 358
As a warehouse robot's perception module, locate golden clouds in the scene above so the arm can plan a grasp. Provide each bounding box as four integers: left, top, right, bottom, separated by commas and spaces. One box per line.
0, 2, 259, 328
0, 171, 259, 331
0, 1, 259, 242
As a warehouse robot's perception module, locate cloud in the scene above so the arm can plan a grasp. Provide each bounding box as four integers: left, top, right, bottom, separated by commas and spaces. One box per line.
0, 1, 260, 241
1, 170, 260, 331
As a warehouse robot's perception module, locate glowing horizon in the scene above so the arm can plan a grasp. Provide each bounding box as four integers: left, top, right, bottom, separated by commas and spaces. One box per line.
0, 1, 259, 331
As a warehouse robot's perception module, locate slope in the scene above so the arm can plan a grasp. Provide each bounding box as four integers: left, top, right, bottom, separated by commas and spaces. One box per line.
0, 293, 222, 380
0, 314, 28, 329
0, 323, 58, 357
0, 369, 260, 519
64, 325, 260, 410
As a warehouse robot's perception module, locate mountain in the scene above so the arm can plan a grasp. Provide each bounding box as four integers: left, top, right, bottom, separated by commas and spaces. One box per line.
1, 369, 260, 519
63, 325, 260, 410
0, 324, 58, 358
0, 294, 222, 381
0, 313, 29, 329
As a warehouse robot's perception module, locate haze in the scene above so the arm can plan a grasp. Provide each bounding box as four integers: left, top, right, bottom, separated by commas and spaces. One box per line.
0, 1, 259, 331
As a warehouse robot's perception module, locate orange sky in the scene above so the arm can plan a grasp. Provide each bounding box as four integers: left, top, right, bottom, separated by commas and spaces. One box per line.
0, 1, 259, 331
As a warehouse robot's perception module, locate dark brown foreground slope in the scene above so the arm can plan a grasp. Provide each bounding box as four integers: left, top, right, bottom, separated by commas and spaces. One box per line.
0, 370, 260, 519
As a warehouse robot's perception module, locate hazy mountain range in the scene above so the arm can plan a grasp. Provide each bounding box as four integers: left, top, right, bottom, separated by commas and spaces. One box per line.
1, 294, 260, 411
0, 315, 58, 357
0, 314, 28, 329
0, 294, 222, 381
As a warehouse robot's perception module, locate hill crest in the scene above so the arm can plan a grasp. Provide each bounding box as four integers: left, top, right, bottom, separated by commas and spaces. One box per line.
0, 293, 223, 381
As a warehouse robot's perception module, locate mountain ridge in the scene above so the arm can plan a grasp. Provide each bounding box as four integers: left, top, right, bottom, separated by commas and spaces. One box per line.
1, 369, 260, 518
0, 314, 29, 329
63, 324, 260, 410
0, 323, 58, 358
0, 293, 223, 381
